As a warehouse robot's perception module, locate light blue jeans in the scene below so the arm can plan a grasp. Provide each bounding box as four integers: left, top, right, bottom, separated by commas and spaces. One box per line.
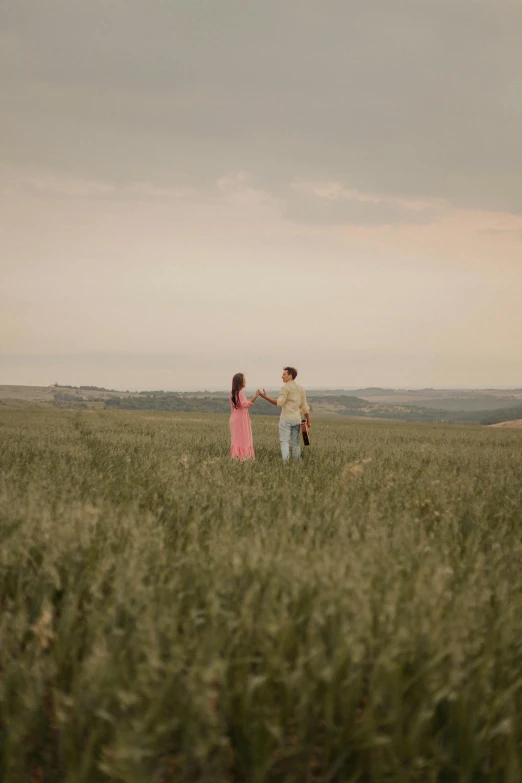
279, 419, 301, 461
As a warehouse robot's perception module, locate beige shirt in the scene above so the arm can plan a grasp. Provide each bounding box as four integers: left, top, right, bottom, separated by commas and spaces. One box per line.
277, 380, 310, 422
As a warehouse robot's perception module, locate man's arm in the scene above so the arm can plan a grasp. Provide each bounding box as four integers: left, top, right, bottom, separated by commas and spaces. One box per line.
301, 390, 311, 427
260, 387, 286, 406
260, 389, 277, 405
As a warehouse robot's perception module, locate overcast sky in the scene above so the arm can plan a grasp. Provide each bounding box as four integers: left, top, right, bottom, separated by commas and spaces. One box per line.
2, 0, 521, 390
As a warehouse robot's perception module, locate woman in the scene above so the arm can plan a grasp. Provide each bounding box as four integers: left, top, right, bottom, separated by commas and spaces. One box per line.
230, 373, 260, 460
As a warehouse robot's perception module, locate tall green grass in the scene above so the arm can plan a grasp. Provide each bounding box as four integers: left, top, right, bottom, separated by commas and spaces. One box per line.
0, 409, 521, 782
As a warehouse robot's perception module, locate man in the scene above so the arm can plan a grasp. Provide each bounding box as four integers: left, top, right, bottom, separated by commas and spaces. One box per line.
260, 367, 310, 461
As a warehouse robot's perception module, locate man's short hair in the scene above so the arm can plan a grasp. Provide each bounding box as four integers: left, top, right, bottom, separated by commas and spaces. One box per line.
284, 366, 298, 379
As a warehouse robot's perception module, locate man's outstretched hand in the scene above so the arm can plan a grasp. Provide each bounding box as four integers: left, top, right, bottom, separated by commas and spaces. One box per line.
260, 389, 277, 406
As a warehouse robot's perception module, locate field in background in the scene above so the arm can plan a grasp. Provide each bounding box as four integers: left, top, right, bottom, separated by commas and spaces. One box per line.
0, 409, 521, 782
490, 420, 522, 429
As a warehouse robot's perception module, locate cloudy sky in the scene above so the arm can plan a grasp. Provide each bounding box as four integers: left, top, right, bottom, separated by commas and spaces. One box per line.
2, 0, 521, 390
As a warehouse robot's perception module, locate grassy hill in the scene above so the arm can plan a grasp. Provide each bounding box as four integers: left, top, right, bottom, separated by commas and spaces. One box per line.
2, 385, 522, 425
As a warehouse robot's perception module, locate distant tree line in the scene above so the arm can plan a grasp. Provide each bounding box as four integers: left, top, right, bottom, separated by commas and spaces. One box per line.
105, 396, 230, 413
479, 405, 522, 425
47, 388, 522, 425
53, 384, 117, 392
104, 395, 280, 415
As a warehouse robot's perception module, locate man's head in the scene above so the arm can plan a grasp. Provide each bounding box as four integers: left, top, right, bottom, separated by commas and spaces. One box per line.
282, 366, 298, 383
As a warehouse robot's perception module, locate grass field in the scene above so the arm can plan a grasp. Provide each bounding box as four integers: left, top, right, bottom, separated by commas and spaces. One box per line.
0, 409, 521, 783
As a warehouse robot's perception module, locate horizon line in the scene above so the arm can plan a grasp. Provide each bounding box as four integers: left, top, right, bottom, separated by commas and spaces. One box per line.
2, 383, 522, 393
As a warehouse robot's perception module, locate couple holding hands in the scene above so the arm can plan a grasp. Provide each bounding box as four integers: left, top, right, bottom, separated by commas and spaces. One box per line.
230, 366, 311, 462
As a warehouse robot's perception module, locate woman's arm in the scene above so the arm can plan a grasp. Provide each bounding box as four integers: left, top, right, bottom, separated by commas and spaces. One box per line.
240, 389, 260, 408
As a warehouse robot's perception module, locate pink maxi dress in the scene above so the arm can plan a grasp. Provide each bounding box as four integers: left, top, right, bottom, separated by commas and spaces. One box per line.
229, 389, 255, 460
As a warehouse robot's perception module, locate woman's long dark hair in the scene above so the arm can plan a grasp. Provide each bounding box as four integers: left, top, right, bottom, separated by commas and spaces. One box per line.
231, 373, 244, 409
